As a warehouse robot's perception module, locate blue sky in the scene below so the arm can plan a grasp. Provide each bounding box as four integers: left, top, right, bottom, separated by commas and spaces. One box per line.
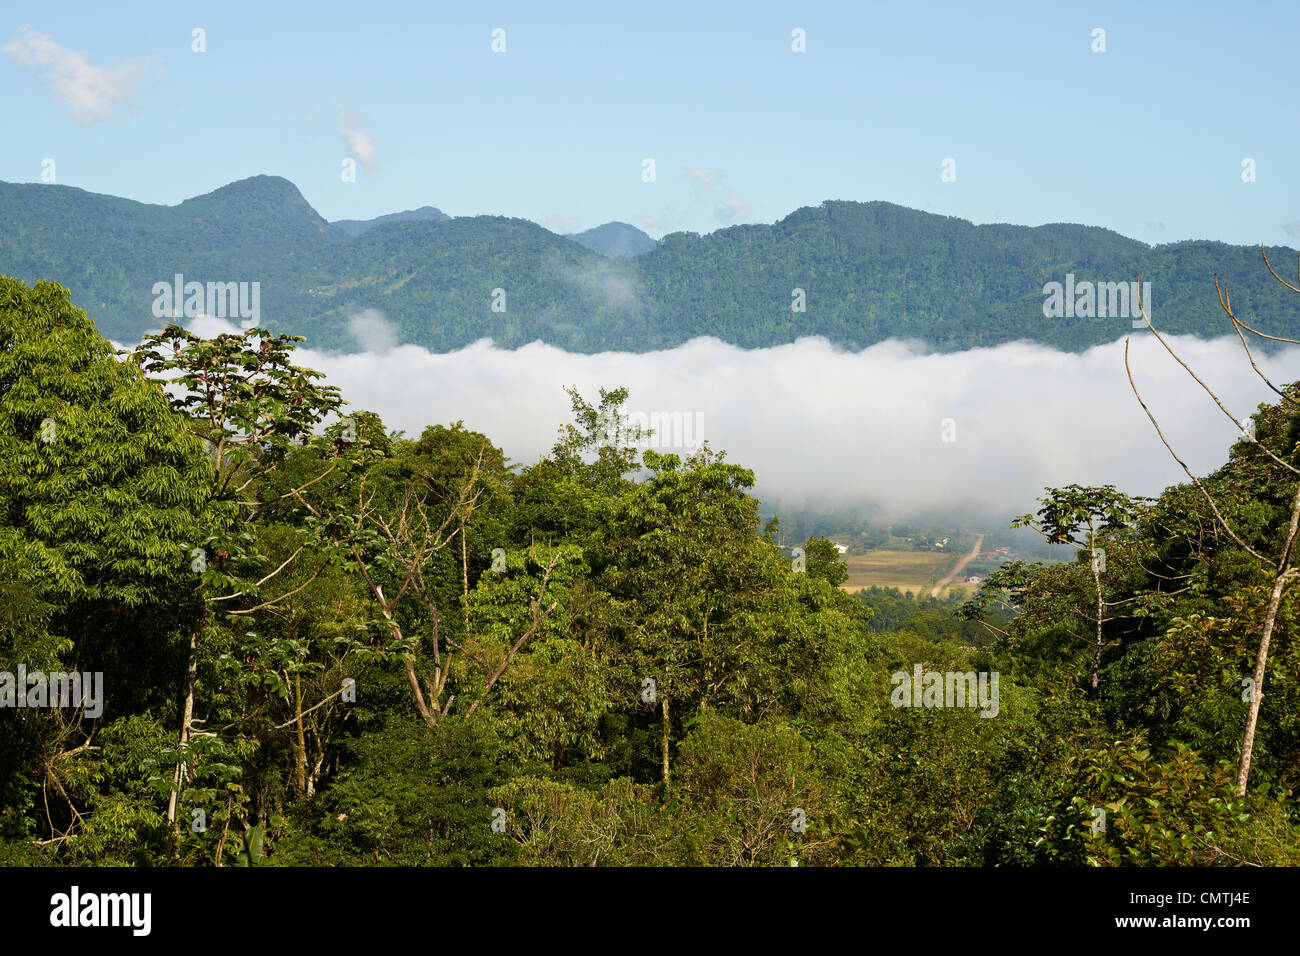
3, 0, 1297, 245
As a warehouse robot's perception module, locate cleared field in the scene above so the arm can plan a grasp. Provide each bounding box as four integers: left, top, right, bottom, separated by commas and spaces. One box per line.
840, 550, 965, 596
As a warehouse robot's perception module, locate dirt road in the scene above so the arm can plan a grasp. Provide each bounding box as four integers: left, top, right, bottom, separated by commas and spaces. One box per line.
930, 534, 985, 597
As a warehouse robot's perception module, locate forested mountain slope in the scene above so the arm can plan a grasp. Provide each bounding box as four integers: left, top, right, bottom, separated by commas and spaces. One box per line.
2, 176, 1296, 352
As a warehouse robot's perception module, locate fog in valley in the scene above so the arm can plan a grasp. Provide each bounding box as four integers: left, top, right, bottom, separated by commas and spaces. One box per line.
172, 315, 1294, 526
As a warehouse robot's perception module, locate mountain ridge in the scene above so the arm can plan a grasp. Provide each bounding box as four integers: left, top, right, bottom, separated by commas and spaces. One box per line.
1, 175, 1296, 354
332, 205, 452, 237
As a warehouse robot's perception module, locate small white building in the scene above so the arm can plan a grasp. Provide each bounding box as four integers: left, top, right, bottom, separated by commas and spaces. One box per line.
832, 542, 849, 555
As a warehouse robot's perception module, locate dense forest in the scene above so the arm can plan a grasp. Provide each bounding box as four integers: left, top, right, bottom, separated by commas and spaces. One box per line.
1, 273, 1297, 867
3, 176, 1300, 355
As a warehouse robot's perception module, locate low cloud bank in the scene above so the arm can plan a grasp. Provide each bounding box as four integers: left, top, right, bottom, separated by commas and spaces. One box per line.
158, 319, 1300, 522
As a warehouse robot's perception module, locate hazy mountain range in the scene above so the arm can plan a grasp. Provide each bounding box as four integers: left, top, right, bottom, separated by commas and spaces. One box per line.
331, 205, 452, 237
562, 222, 658, 257
1, 174, 1296, 354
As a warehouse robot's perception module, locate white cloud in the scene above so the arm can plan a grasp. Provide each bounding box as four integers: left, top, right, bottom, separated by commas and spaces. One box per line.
128, 321, 1297, 524
683, 161, 716, 186
683, 162, 750, 225
548, 254, 640, 309
347, 309, 398, 353
715, 196, 751, 223
3, 25, 157, 124
337, 108, 377, 170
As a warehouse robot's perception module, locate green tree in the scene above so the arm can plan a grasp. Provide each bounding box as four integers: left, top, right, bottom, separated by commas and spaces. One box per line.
0, 278, 215, 851
129, 323, 344, 835
1125, 250, 1300, 795
803, 535, 849, 588
1011, 485, 1152, 689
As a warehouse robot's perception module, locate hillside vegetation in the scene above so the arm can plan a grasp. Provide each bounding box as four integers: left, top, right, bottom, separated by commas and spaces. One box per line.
2, 177, 1297, 353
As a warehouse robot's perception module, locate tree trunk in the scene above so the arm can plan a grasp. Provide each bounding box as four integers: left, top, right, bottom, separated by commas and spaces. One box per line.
461, 526, 470, 637
1236, 576, 1282, 795
404, 656, 437, 727
1236, 478, 1300, 795
366, 580, 439, 727
167, 630, 199, 826
213, 793, 234, 866
1091, 580, 1104, 690
661, 696, 671, 788
1090, 521, 1103, 691
293, 673, 308, 795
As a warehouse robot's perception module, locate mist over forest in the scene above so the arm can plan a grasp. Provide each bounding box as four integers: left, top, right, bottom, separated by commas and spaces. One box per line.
168, 319, 1287, 522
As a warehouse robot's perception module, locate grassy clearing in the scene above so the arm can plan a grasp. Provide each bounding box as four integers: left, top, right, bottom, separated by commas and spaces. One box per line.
840, 550, 965, 596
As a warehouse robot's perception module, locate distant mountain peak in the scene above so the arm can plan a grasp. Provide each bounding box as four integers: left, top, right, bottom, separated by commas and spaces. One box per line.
563, 221, 657, 257
184, 175, 309, 205
173, 174, 335, 237
332, 206, 452, 238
